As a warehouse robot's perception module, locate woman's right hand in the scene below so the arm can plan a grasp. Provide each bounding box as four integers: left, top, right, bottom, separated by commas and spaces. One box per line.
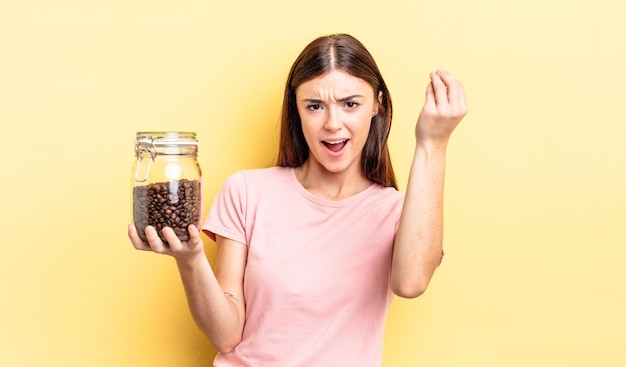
128, 224, 206, 263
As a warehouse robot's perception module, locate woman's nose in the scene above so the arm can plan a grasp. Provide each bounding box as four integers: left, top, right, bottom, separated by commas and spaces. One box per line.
324, 108, 341, 131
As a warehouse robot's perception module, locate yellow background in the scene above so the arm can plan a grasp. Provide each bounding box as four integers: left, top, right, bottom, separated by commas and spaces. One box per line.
1, 0, 624, 366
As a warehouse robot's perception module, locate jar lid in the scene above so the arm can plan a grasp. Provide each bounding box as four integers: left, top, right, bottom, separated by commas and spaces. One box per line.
136, 131, 198, 147
133, 132, 199, 182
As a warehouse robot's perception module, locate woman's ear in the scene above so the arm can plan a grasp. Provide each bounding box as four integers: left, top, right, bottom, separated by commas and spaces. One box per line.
372, 91, 383, 116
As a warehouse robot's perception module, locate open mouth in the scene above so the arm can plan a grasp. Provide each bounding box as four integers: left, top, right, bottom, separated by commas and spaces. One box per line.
322, 139, 349, 153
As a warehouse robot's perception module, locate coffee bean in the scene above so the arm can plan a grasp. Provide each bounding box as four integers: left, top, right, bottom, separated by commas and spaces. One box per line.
133, 179, 201, 243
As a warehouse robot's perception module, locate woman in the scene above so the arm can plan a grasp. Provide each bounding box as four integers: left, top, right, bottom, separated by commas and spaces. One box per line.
129, 33, 467, 366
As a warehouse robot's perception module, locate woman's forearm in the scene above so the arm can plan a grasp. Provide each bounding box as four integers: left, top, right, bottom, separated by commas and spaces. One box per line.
391, 142, 447, 298
176, 255, 244, 353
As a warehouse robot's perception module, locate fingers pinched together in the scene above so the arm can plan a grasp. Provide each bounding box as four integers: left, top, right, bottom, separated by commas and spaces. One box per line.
417, 69, 468, 143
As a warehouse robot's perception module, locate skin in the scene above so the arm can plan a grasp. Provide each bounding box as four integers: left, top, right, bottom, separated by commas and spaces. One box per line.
128, 68, 467, 352
294, 70, 380, 200
391, 69, 468, 297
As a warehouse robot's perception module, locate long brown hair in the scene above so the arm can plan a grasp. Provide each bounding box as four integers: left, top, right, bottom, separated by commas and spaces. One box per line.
276, 34, 397, 189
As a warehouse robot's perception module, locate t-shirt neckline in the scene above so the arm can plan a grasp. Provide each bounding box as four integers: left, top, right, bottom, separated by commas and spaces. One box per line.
286, 167, 377, 207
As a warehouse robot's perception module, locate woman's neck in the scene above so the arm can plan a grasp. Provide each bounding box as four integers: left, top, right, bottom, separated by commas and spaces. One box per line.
294, 160, 372, 201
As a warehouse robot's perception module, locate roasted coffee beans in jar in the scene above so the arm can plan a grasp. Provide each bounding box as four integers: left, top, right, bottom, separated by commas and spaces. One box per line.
132, 132, 202, 243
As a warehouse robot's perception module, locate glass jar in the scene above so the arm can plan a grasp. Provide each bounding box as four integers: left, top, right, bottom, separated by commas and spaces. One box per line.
131, 131, 202, 243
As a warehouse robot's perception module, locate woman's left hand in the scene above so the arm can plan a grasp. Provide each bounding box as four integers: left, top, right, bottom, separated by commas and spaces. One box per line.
415, 69, 468, 147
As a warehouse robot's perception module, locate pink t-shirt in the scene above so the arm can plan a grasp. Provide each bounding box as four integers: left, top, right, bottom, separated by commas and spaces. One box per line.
203, 166, 404, 367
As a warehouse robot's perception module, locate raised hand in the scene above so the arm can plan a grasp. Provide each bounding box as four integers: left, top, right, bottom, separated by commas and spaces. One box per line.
416, 69, 468, 146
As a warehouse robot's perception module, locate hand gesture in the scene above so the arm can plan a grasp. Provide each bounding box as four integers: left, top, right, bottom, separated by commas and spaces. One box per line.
128, 224, 205, 263
416, 69, 468, 147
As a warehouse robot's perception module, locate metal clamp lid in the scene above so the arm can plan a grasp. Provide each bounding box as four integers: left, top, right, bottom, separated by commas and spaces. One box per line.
133, 132, 198, 183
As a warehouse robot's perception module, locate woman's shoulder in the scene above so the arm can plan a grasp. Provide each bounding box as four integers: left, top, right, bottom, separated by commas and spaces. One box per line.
236, 166, 291, 181
375, 184, 405, 205
223, 166, 293, 189
364, 183, 405, 211
370, 182, 405, 199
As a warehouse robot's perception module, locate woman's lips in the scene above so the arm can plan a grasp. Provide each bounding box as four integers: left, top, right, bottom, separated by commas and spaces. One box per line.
322, 139, 348, 153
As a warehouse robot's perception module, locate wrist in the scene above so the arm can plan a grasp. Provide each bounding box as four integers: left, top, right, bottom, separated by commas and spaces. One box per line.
175, 251, 208, 271
415, 138, 449, 156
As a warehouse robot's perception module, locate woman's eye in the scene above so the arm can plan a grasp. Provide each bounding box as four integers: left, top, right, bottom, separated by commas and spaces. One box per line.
307, 104, 321, 111
345, 101, 360, 109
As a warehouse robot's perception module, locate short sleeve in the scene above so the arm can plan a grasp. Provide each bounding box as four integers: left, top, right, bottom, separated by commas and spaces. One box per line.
201, 171, 248, 244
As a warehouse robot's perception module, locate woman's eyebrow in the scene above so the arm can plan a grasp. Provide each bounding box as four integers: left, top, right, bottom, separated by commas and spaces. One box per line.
338, 94, 364, 102
302, 95, 364, 103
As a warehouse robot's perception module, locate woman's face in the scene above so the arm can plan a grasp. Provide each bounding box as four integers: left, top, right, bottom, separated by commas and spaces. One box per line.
295, 70, 379, 176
